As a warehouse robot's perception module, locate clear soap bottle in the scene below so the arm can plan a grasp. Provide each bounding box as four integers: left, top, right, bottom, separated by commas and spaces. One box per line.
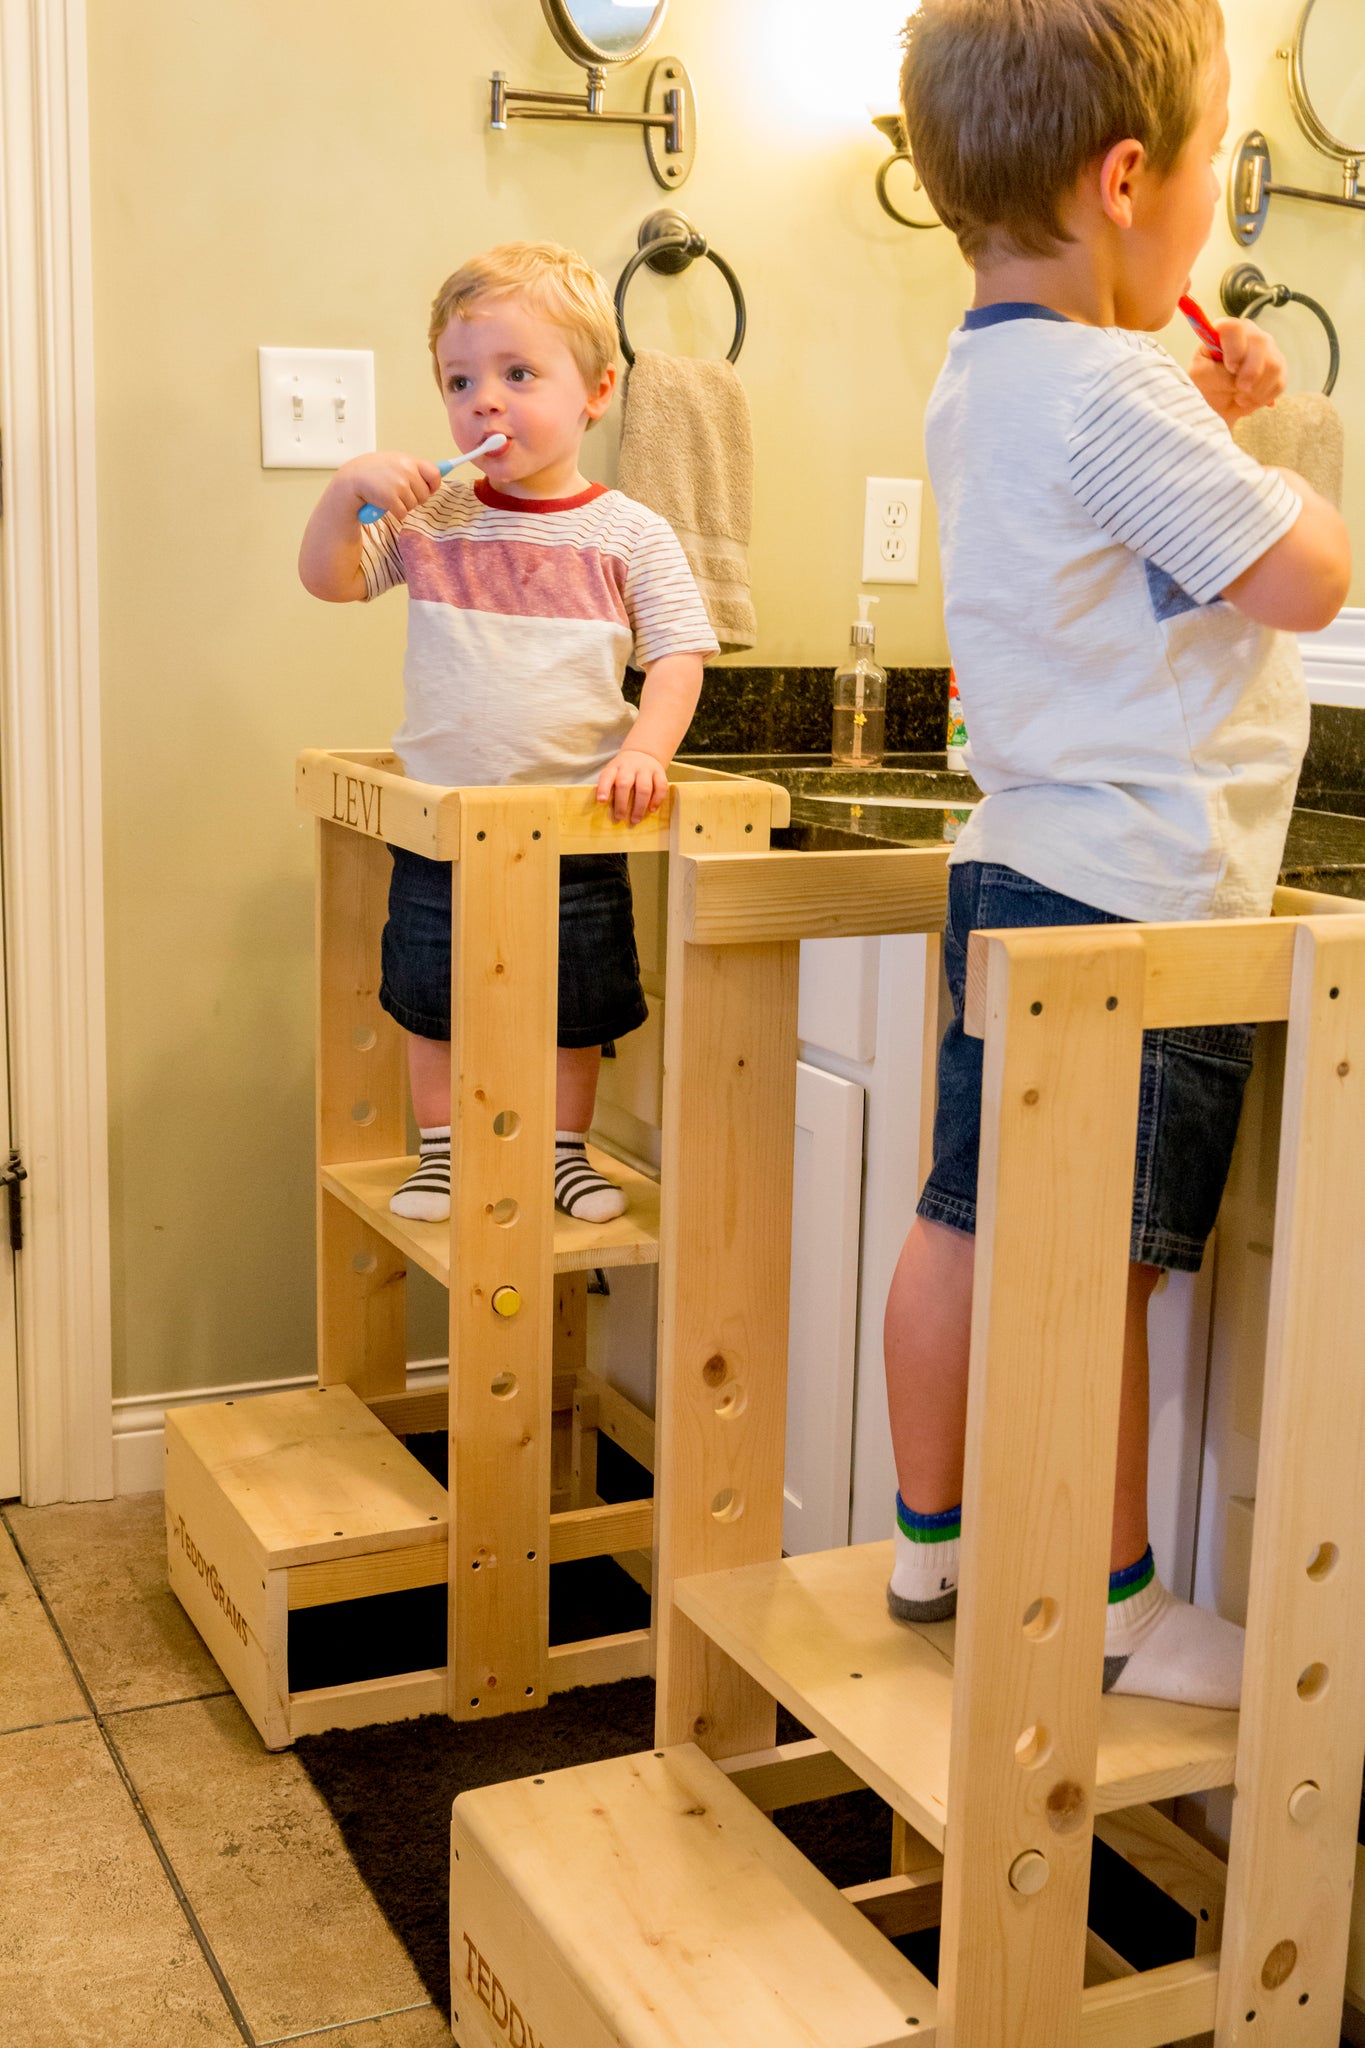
832, 595, 886, 766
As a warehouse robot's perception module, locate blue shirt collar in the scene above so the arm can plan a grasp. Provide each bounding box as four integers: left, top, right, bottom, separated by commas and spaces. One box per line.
961, 302, 1074, 330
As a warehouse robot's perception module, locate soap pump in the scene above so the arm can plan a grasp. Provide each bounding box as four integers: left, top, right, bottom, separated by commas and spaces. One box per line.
832, 595, 886, 766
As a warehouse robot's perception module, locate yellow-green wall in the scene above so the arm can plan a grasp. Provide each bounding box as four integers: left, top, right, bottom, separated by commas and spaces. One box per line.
89, 0, 1361, 1399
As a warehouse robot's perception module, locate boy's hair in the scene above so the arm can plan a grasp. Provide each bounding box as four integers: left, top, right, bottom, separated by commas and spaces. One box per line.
428, 241, 618, 387
899, 0, 1224, 262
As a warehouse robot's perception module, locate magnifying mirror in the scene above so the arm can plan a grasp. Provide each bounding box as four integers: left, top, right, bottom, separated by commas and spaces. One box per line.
540, 0, 669, 69
1287, 0, 1365, 165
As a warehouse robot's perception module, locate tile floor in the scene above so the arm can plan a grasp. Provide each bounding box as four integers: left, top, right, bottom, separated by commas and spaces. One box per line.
0, 1493, 451, 2048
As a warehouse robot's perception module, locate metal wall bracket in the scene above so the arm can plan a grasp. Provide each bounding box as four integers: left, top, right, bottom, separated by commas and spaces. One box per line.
1229, 128, 1365, 246
489, 56, 695, 190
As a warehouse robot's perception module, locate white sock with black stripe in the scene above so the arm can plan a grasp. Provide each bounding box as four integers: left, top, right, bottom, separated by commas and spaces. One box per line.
554, 1131, 626, 1223
390, 1125, 451, 1222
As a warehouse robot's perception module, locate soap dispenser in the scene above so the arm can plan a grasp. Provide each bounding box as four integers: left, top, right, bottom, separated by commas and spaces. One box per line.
832, 596, 886, 766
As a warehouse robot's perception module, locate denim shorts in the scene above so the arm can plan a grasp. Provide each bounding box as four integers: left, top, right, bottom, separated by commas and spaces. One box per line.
380, 846, 648, 1050
917, 861, 1256, 1272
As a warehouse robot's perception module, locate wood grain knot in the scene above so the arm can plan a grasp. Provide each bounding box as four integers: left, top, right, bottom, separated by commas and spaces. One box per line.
1261, 1939, 1298, 1989
702, 1355, 728, 1388
1045, 1781, 1087, 1833
1023, 1089, 1040, 1106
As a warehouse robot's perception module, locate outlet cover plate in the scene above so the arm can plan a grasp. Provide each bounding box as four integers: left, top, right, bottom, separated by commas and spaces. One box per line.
259, 346, 376, 469
862, 476, 922, 585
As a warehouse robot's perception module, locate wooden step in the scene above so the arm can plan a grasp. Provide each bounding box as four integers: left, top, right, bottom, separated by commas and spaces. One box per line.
449, 1743, 936, 2048
321, 1143, 661, 1282
675, 1541, 1240, 1850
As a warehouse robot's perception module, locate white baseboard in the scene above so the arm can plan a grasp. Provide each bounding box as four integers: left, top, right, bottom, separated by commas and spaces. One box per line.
1301, 608, 1365, 707
111, 1358, 450, 1497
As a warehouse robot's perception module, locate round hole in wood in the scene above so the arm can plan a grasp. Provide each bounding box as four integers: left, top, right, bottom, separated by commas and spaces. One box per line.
351, 1252, 378, 1275
493, 1110, 521, 1138
1014, 1725, 1052, 1770
710, 1488, 744, 1523
471, 1697, 480, 1707
715, 1382, 748, 1421
1307, 1541, 1339, 1581
491, 1371, 519, 1400
1297, 1662, 1330, 1701
351, 1026, 377, 1052
1022, 1597, 1060, 1641
350, 1099, 376, 1126
1260, 1939, 1297, 1989
1030, 1000, 1043, 1015
487, 1198, 519, 1227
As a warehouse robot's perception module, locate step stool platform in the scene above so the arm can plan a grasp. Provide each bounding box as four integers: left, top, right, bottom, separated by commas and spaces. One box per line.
166, 1385, 448, 1748
322, 1143, 661, 1281
450, 1743, 935, 2048
675, 1541, 1240, 1850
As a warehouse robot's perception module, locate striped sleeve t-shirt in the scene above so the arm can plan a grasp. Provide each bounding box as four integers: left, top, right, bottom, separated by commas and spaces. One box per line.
925, 306, 1309, 923
359, 475, 719, 790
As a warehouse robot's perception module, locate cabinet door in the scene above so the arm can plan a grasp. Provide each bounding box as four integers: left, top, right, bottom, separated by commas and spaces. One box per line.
798, 937, 880, 1062
784, 1061, 865, 1555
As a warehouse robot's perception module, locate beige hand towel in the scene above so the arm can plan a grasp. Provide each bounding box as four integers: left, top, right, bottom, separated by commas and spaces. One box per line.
618, 348, 757, 655
1233, 390, 1344, 508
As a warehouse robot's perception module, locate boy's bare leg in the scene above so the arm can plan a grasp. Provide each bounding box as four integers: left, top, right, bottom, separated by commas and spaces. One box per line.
406, 1037, 604, 1132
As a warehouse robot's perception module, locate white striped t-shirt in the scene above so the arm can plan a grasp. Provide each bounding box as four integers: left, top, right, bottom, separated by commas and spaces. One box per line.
360, 476, 719, 789
926, 305, 1308, 921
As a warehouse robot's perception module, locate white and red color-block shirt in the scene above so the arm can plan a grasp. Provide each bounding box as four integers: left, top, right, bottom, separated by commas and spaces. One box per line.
359, 475, 719, 789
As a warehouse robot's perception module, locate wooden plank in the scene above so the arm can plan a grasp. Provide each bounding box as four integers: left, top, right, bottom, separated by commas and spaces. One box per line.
287, 1539, 446, 1611
315, 819, 408, 1396
1349, 1844, 1365, 2006
557, 784, 675, 855
1079, 1957, 1219, 2048
366, 1386, 449, 1437
166, 1386, 449, 1569
1271, 884, 1365, 918
963, 917, 1305, 1041
449, 1745, 937, 2048
548, 1499, 653, 1565
939, 926, 1146, 2048
547, 1628, 654, 1690
1215, 919, 1365, 2044
1084, 1932, 1137, 1986
654, 780, 795, 1760
683, 846, 950, 946
320, 1148, 662, 1279
447, 789, 558, 1720
296, 748, 459, 860
288, 1667, 447, 1740
669, 757, 793, 826
719, 1738, 867, 1811
845, 1869, 946, 1940
1093, 1806, 1226, 1951
579, 1369, 655, 1473
675, 1544, 1239, 1850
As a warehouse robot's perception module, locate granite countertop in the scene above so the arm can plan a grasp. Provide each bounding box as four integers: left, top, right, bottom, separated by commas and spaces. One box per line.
687, 750, 1365, 904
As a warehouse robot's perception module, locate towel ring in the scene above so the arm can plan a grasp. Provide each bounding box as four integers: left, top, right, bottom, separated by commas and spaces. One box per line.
1221, 262, 1341, 396
615, 209, 746, 368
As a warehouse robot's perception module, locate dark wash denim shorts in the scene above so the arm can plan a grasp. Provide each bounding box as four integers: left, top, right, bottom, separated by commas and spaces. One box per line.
917, 861, 1256, 1272
380, 846, 648, 1051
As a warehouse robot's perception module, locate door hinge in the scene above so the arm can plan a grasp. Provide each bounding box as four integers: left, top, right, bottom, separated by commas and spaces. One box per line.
0, 1151, 26, 1251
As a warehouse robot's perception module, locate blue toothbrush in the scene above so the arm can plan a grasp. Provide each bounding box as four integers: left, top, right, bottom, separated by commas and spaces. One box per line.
357, 433, 508, 524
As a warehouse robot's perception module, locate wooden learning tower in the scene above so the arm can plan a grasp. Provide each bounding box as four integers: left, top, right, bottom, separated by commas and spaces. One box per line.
449, 849, 1365, 2048
163, 746, 788, 1749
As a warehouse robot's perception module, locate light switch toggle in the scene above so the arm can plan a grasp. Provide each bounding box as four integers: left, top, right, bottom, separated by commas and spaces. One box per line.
259, 346, 376, 469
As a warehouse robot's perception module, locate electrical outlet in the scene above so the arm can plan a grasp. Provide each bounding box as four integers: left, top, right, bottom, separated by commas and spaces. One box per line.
862, 477, 922, 585
258, 347, 376, 469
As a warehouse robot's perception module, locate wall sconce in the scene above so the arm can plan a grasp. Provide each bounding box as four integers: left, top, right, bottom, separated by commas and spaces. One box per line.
870, 112, 940, 230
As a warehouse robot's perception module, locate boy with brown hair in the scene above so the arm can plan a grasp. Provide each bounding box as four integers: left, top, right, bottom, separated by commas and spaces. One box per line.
300, 243, 717, 1225
887, 0, 1350, 1706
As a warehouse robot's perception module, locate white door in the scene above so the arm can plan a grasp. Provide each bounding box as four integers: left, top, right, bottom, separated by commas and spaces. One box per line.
784, 1060, 865, 1555
0, 931, 18, 1498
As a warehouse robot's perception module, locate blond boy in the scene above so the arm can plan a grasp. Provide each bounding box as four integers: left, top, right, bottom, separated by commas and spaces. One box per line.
887, 0, 1349, 1705
300, 244, 717, 1223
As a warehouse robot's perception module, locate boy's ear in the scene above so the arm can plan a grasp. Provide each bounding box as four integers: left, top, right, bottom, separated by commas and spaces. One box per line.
1097, 137, 1148, 230
584, 363, 617, 421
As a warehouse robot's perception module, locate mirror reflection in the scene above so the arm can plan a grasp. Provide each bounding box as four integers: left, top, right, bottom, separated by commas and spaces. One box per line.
542, 0, 668, 66
1298, 0, 1365, 155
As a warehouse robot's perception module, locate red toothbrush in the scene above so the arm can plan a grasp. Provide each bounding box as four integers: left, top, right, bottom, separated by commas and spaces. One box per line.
1179, 294, 1224, 362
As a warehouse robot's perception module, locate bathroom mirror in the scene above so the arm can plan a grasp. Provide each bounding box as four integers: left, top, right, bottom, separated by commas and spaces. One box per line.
1288, 0, 1365, 163
540, 0, 669, 69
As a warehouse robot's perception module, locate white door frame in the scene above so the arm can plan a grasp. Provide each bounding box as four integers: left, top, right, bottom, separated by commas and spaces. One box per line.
0, 0, 113, 1502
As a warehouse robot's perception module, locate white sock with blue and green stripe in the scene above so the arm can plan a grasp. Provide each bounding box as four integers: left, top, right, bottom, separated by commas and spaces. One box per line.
1103, 1545, 1243, 1709
887, 1494, 961, 1623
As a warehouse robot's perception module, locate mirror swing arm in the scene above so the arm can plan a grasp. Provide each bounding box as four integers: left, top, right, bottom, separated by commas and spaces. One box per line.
1229, 0, 1365, 243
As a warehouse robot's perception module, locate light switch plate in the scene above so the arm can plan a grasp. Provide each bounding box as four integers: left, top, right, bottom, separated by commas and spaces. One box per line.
862, 476, 922, 585
258, 346, 376, 469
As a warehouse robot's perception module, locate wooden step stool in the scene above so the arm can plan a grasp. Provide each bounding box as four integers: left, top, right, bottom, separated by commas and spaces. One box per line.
166, 749, 789, 1745
454, 844, 1365, 2046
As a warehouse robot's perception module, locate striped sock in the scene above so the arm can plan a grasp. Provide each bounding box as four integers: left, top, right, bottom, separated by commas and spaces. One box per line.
1103, 1546, 1244, 1708
887, 1494, 961, 1624
390, 1125, 450, 1222
554, 1132, 626, 1224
